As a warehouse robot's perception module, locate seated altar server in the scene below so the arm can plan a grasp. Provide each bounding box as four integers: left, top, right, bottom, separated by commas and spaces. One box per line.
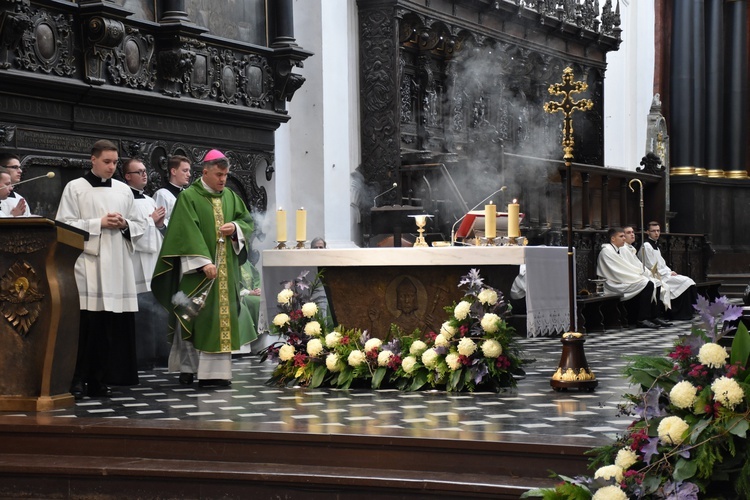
0, 153, 30, 216
624, 225, 672, 326
596, 227, 666, 329
638, 221, 697, 320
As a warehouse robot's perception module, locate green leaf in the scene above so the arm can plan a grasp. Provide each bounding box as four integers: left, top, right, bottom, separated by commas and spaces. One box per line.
448, 369, 462, 391
731, 322, 750, 368
689, 418, 713, 444
372, 367, 387, 389
409, 371, 427, 391
310, 364, 328, 388
727, 416, 750, 438
673, 458, 698, 482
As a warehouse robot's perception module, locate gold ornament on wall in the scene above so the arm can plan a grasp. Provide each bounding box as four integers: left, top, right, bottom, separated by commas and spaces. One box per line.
0, 261, 45, 336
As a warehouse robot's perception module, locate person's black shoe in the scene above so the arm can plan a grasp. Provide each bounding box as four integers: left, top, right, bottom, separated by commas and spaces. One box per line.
87, 383, 112, 398
654, 318, 673, 327
198, 379, 231, 387
636, 320, 661, 329
179, 372, 194, 385
70, 380, 86, 401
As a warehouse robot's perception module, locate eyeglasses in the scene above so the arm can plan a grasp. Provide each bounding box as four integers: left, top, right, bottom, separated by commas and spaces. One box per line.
5, 166, 20, 170
126, 170, 147, 176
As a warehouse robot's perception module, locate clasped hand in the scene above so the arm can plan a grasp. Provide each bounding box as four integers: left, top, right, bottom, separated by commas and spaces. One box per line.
101, 212, 127, 229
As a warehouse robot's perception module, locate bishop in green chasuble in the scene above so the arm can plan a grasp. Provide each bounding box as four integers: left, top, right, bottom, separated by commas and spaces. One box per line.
152, 155, 255, 355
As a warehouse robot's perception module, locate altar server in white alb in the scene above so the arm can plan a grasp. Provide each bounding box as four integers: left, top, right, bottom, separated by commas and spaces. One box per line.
639, 221, 697, 320
56, 139, 147, 400
596, 227, 666, 329
623, 225, 672, 325
0, 153, 30, 216
122, 157, 171, 369
153, 154, 191, 225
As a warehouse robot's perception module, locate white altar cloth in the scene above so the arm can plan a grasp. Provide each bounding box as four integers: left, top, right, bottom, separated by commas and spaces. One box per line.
261, 246, 571, 338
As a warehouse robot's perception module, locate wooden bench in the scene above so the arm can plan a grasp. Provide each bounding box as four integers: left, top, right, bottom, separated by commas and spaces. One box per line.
576, 292, 624, 333
695, 280, 722, 301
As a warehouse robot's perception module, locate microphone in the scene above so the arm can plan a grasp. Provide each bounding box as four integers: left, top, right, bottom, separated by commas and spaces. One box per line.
373, 182, 398, 208
11, 172, 55, 187
451, 186, 507, 245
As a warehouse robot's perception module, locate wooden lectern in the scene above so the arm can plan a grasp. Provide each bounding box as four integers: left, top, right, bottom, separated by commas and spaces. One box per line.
0, 218, 85, 411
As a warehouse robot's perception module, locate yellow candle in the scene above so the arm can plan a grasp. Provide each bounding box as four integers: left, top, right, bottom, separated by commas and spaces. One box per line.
276, 208, 287, 242
296, 208, 307, 242
508, 201, 520, 238
484, 202, 497, 238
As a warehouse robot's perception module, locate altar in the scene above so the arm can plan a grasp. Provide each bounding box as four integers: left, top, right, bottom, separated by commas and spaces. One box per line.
261, 246, 571, 338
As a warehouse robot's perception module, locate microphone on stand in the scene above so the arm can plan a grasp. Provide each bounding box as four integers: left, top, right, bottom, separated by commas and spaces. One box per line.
373, 182, 398, 208
451, 186, 507, 245
11, 171, 55, 187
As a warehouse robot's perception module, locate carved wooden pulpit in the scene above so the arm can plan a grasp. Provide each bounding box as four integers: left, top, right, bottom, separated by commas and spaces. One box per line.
0, 218, 85, 411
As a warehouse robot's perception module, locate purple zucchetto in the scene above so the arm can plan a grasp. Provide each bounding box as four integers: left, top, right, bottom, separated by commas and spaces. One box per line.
203, 149, 226, 162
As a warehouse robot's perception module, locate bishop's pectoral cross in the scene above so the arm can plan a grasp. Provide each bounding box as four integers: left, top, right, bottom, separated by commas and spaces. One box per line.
543, 67, 594, 162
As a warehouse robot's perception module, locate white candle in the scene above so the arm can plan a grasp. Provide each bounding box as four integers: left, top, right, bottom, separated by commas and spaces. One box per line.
508, 200, 520, 238
484, 202, 496, 238
296, 208, 307, 242
276, 208, 287, 242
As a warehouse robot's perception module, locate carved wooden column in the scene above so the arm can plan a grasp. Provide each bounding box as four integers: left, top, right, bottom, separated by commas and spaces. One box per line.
600, 175, 609, 228
581, 172, 590, 228
705, 0, 724, 178
357, 0, 401, 197
691, 0, 706, 177
670, 0, 695, 176
160, 0, 190, 23
725, 0, 748, 179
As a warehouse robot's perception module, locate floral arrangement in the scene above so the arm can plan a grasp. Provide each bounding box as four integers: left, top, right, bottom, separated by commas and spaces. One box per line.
262, 269, 525, 392
523, 296, 750, 500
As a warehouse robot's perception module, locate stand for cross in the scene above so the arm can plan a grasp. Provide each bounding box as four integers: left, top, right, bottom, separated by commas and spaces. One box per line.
544, 67, 597, 392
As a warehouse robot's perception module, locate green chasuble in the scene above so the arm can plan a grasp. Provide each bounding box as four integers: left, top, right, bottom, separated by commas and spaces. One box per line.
152, 181, 255, 353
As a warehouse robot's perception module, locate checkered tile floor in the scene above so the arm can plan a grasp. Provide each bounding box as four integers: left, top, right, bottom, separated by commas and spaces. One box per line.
2, 322, 688, 445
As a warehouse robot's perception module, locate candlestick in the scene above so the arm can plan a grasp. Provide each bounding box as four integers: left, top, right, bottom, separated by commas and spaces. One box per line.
276, 208, 287, 243
296, 208, 307, 243
484, 202, 497, 239
508, 200, 520, 238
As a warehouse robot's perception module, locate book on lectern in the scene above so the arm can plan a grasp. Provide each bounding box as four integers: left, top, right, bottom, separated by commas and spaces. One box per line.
455, 211, 525, 239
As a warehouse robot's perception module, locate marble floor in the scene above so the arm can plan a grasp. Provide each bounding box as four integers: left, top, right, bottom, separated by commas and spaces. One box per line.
2, 322, 688, 447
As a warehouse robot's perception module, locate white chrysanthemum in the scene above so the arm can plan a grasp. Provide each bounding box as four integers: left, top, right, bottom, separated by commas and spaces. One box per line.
348, 349, 366, 367
454, 301, 472, 321
614, 448, 638, 470
434, 333, 450, 348
698, 342, 729, 368
301, 302, 318, 318
445, 353, 461, 371
409, 340, 428, 355
594, 464, 624, 483
670, 380, 699, 409
364, 338, 382, 352
325, 331, 342, 348
440, 322, 457, 339
272, 313, 290, 327
478, 288, 498, 305
592, 485, 628, 500
325, 353, 342, 372
711, 376, 744, 409
377, 350, 393, 367
402, 356, 418, 374
278, 344, 295, 362
306, 338, 323, 357
457, 337, 476, 357
421, 348, 439, 368
277, 288, 294, 305
304, 321, 322, 336
657, 416, 689, 445
480, 313, 501, 334
481, 339, 502, 358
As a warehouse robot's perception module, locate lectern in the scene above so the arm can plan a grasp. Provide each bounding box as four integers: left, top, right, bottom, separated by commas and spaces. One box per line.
0, 218, 85, 411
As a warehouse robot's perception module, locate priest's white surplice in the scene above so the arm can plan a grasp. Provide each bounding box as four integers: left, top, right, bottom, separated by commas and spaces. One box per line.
56, 177, 146, 312
154, 187, 178, 225
597, 244, 656, 302
639, 241, 695, 299
131, 194, 163, 293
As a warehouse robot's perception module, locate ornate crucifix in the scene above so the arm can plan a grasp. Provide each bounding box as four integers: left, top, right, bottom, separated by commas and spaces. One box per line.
544, 67, 597, 392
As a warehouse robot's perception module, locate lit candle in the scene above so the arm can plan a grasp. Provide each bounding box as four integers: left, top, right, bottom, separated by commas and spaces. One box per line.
296, 208, 307, 242
276, 208, 287, 242
484, 202, 497, 238
508, 199, 520, 238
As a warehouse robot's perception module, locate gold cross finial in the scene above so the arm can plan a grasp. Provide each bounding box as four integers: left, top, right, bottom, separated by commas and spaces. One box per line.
543, 67, 593, 162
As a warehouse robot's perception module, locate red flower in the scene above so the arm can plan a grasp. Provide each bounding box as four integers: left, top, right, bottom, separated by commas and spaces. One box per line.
341, 335, 350, 345
366, 350, 378, 361
496, 356, 511, 369
669, 345, 692, 361
458, 354, 472, 366
424, 331, 437, 342
293, 353, 308, 367
290, 309, 303, 321
387, 355, 402, 370
459, 325, 469, 337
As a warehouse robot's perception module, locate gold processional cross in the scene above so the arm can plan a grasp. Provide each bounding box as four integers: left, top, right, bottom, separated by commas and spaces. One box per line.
543, 67, 598, 391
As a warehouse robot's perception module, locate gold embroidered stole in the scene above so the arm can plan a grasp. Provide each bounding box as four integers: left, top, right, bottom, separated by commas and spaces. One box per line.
211, 197, 232, 351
